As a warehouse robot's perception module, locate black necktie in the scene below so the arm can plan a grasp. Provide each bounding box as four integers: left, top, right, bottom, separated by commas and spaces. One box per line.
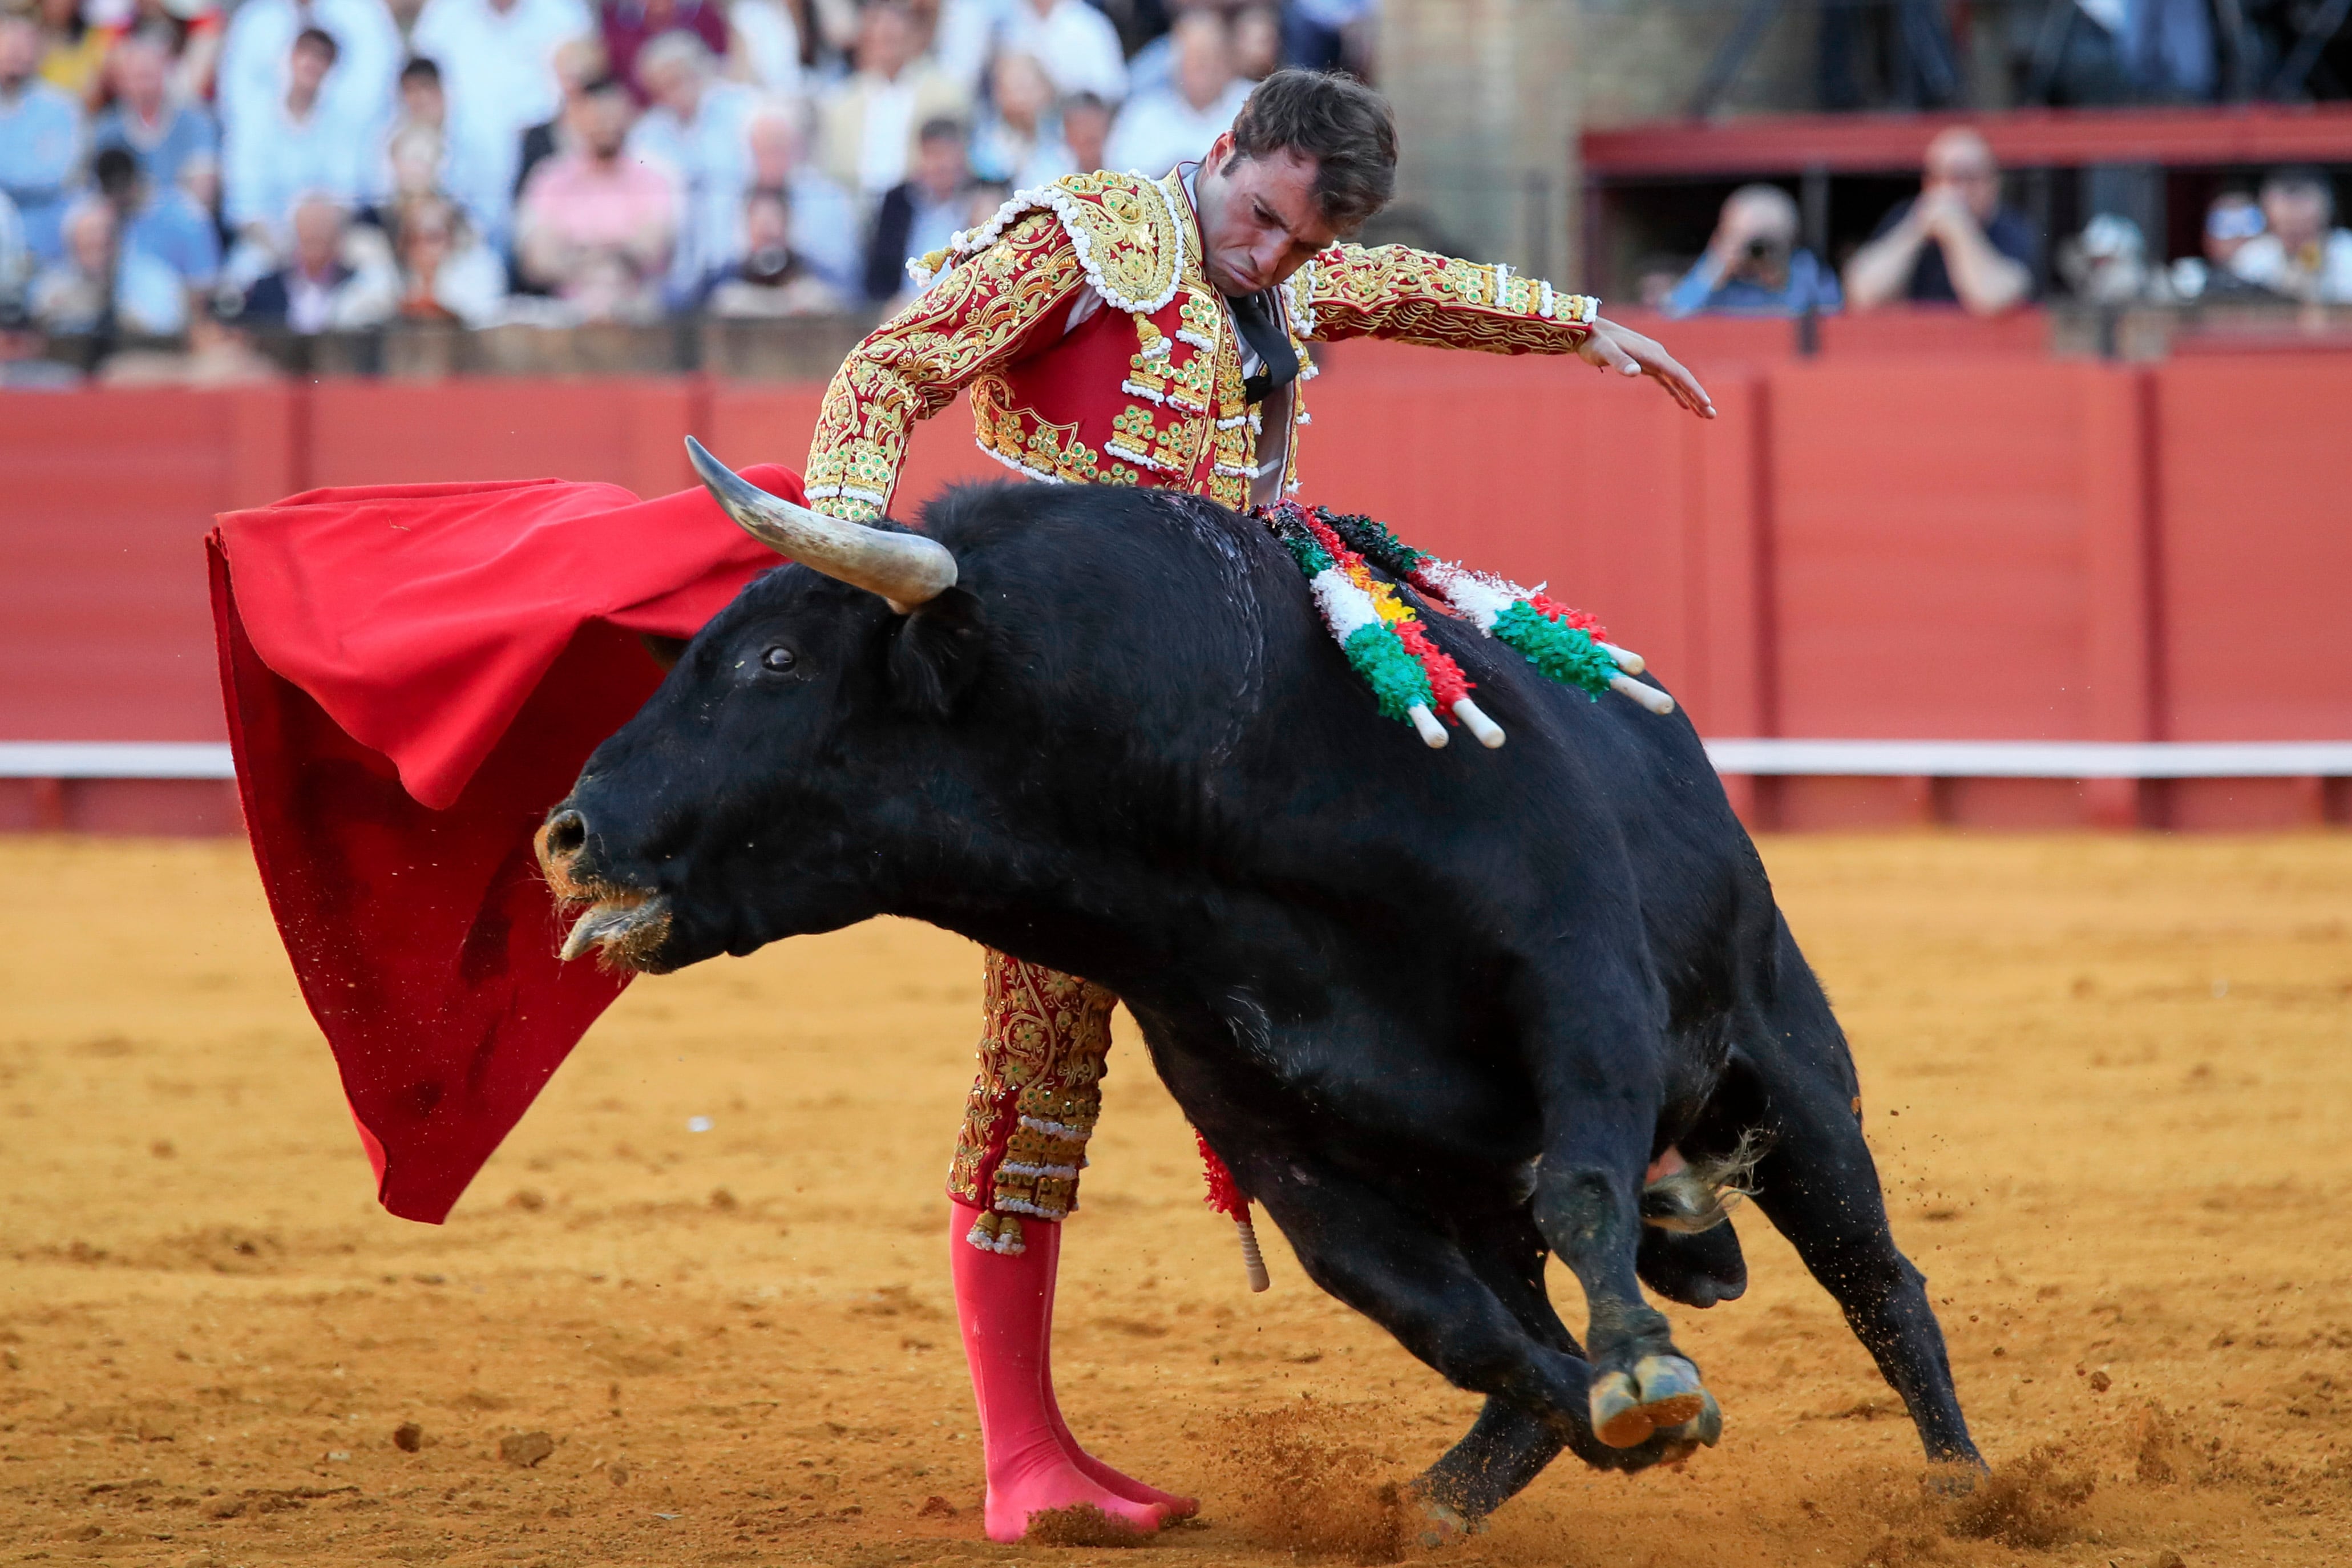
1230, 287, 1300, 405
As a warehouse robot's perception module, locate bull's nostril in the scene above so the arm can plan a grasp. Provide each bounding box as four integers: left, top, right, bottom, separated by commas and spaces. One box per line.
544, 809, 587, 858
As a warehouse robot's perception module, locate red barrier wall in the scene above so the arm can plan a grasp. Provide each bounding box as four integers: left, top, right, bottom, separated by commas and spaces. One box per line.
1, 386, 293, 745
2, 342, 2346, 834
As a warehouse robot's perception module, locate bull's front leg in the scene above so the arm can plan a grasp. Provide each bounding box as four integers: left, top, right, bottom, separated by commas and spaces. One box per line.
1242, 1150, 1687, 1480
1529, 1019, 1723, 1452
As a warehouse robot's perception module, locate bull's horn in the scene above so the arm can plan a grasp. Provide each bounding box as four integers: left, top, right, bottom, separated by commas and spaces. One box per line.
685, 437, 957, 612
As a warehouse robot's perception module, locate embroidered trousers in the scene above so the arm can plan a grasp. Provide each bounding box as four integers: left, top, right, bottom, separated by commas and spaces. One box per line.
949, 949, 1118, 1254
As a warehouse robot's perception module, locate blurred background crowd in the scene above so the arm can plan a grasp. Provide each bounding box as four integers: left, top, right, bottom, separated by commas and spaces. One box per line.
2, 0, 2351, 379
0, 0, 1366, 356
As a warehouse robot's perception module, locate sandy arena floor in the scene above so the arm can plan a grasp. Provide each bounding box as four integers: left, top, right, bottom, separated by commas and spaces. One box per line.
0, 833, 2346, 1568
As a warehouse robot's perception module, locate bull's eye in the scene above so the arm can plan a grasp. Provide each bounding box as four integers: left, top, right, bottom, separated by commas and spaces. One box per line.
760, 645, 797, 674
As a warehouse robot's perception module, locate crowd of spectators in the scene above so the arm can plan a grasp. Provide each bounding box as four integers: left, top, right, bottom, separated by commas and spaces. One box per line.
0, 0, 1372, 358
9, 0, 2349, 370
1660, 127, 2352, 321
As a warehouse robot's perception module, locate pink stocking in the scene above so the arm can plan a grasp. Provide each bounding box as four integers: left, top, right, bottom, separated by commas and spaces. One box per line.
950, 1202, 1173, 1542
1033, 1214, 1199, 1518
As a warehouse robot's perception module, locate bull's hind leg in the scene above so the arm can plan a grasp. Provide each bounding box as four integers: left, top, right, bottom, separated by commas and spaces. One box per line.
1739, 934, 1981, 1468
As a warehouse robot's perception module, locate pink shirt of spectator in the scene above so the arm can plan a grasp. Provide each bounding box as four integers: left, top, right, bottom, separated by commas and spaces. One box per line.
516, 147, 681, 317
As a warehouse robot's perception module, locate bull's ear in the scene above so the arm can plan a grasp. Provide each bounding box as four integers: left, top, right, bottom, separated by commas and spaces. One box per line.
887, 587, 986, 718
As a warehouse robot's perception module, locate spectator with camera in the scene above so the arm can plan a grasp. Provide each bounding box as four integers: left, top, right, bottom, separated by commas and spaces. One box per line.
1844, 127, 2036, 316
217, 0, 401, 151
2226, 168, 2352, 304
742, 103, 859, 294
702, 184, 846, 314
1663, 183, 1839, 317
383, 56, 460, 215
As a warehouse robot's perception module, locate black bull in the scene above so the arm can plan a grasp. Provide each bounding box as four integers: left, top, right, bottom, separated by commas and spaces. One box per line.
538, 475, 1982, 1521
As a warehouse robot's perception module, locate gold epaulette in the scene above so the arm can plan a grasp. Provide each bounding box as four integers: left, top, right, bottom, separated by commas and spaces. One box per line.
906, 169, 1189, 314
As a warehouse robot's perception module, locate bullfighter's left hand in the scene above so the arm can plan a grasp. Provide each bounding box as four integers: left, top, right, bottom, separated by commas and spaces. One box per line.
1577, 317, 1717, 419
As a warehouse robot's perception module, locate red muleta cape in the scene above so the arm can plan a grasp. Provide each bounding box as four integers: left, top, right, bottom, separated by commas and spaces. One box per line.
209, 467, 802, 1223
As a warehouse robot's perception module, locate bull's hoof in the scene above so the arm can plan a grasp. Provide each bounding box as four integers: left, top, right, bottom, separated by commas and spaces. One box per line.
1590, 1372, 1647, 1448
1412, 1496, 1484, 1550
1590, 1356, 1709, 1448
1921, 1459, 1983, 1497
1659, 1388, 1723, 1450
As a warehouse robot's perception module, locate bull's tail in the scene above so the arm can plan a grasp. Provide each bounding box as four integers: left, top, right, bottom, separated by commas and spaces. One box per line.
1640, 1127, 1772, 1233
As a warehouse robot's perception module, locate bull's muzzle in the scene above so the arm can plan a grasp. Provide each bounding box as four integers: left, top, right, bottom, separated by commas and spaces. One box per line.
535, 807, 673, 969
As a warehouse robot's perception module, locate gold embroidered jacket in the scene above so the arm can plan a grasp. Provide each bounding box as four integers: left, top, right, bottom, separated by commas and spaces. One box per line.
802, 168, 1601, 520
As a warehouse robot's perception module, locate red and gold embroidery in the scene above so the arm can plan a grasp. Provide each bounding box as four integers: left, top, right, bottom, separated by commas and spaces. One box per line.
806, 210, 1089, 520
950, 951, 1118, 1251
1299, 243, 1600, 354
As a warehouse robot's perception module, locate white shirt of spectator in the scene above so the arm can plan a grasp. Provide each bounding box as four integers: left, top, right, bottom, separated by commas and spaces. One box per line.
728, 0, 806, 99
627, 78, 762, 298
288, 266, 338, 334
774, 174, 862, 296
217, 0, 403, 143
855, 75, 921, 197
409, 0, 595, 245
936, 0, 1127, 102
1104, 77, 1249, 183
0, 189, 25, 301
224, 88, 383, 233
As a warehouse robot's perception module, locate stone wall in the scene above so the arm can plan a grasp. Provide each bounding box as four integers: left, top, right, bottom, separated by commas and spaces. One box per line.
1375, 0, 1820, 285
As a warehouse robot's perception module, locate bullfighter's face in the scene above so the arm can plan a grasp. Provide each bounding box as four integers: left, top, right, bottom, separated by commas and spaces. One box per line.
1194, 129, 1338, 298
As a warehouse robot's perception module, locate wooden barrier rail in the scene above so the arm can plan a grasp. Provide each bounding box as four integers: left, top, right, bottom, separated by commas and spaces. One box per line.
3, 335, 2347, 834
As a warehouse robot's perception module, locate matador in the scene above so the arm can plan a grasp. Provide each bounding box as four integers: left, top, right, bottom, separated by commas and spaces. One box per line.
799, 70, 1714, 1542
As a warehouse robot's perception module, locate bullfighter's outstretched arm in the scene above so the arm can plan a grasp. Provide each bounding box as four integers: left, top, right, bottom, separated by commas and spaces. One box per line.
1298, 243, 1602, 354
1301, 243, 1716, 418
805, 212, 1092, 521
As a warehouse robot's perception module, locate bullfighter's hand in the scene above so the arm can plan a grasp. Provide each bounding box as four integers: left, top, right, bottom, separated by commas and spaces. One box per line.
1577, 317, 1716, 419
